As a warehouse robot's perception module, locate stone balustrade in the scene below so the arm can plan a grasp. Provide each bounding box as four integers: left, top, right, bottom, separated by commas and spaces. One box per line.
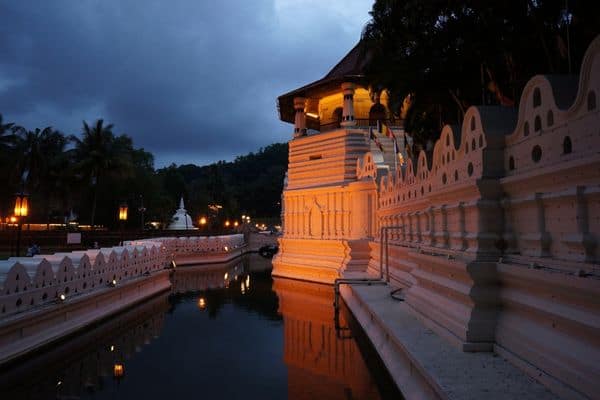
363, 35, 600, 399
0, 234, 244, 318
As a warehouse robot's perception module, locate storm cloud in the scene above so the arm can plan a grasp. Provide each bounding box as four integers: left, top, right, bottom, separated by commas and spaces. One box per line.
0, 0, 372, 166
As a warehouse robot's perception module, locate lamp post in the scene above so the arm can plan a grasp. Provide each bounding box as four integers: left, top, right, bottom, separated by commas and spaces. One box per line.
14, 193, 29, 257
118, 203, 128, 245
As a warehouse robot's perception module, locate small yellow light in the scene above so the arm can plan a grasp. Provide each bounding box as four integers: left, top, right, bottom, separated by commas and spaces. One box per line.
198, 297, 206, 310
224, 272, 228, 280
233, 221, 238, 227
59, 294, 66, 301
10, 216, 17, 223
118, 203, 128, 221
199, 217, 207, 225
110, 345, 115, 352
112, 279, 117, 286
224, 246, 229, 251
113, 363, 124, 379
242, 214, 246, 219
225, 221, 230, 227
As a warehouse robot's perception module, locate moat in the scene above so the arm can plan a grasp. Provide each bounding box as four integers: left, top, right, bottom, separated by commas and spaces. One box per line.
0, 254, 402, 400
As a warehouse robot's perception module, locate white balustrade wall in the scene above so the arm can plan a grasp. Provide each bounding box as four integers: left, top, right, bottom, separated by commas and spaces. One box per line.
363, 36, 600, 399
0, 234, 244, 318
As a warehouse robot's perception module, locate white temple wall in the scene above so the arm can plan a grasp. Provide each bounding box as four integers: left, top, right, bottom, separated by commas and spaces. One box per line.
0, 234, 245, 318
362, 35, 600, 399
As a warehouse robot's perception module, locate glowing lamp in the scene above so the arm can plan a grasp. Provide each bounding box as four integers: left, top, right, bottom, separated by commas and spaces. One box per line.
199, 216, 207, 225
198, 297, 206, 310
59, 293, 66, 301
118, 203, 128, 221
10, 216, 17, 223
224, 272, 229, 280
14, 195, 28, 217
225, 220, 230, 227
113, 363, 124, 379
234, 221, 238, 227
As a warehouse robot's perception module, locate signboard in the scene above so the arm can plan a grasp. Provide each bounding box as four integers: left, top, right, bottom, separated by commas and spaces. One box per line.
67, 232, 81, 244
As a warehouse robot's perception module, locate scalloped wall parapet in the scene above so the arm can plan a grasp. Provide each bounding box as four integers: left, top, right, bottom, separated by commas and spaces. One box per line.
0, 234, 244, 317
372, 34, 600, 263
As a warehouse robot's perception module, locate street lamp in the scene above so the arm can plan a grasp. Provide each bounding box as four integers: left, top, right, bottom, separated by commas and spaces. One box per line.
118, 203, 128, 245
14, 193, 29, 257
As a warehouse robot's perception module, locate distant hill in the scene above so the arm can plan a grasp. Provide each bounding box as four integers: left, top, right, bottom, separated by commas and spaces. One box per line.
157, 143, 288, 222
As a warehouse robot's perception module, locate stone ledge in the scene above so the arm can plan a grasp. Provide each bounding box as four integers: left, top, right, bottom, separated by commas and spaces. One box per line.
0, 270, 171, 365
340, 284, 560, 400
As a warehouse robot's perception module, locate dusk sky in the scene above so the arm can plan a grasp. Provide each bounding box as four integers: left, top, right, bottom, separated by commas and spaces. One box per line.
0, 1, 373, 167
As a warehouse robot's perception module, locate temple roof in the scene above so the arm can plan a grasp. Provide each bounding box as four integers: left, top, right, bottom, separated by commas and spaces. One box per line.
278, 41, 370, 124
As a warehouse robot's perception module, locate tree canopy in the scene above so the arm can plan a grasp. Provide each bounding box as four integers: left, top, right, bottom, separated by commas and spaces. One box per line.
0, 114, 288, 229
362, 0, 600, 145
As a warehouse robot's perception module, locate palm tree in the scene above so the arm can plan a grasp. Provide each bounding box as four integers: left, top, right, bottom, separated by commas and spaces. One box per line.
71, 119, 133, 227
0, 114, 17, 153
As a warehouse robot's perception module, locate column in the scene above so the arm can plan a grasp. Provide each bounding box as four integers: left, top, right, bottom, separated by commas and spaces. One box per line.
293, 97, 307, 138
341, 82, 356, 127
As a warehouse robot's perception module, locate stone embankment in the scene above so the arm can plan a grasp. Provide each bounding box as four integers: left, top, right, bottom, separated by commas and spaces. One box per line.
0, 234, 244, 364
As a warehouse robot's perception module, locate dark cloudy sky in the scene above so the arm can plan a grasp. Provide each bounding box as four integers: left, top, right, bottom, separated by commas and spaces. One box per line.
0, 1, 372, 167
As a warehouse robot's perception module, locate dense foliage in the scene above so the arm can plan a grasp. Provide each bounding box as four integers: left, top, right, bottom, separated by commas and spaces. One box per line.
362, 0, 600, 146
0, 115, 288, 229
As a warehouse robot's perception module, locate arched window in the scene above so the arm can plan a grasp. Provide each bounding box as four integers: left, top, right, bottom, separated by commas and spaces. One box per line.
369, 103, 387, 127
533, 87, 541, 108
332, 107, 343, 129
547, 110, 554, 127
588, 91, 597, 111
534, 116, 541, 132
563, 136, 572, 154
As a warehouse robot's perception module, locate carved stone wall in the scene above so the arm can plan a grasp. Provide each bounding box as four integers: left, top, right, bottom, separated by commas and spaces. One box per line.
364, 35, 600, 399
0, 234, 244, 318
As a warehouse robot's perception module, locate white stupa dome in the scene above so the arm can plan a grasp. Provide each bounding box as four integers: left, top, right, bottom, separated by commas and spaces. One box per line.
167, 197, 195, 230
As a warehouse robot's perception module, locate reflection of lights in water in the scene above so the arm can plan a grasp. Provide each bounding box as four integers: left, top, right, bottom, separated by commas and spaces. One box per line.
198, 297, 207, 310
224, 272, 228, 280
113, 364, 124, 379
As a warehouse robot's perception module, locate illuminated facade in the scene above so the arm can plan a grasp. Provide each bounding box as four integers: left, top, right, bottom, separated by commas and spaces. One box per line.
274, 36, 600, 399
273, 43, 407, 283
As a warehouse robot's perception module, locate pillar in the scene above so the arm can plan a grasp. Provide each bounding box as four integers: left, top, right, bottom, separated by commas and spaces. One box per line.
293, 97, 307, 138
341, 82, 356, 127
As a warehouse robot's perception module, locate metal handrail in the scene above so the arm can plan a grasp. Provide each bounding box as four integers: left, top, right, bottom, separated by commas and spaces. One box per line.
379, 225, 405, 283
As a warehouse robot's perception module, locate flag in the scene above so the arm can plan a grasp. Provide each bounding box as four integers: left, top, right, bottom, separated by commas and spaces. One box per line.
369, 127, 384, 153
382, 123, 396, 140
394, 138, 404, 166
403, 133, 412, 160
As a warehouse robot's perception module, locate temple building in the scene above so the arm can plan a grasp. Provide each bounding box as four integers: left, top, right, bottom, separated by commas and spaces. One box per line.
273, 35, 600, 399
167, 197, 195, 230
274, 42, 409, 283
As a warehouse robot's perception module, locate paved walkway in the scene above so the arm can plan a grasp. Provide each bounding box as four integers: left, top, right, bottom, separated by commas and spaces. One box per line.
341, 284, 561, 400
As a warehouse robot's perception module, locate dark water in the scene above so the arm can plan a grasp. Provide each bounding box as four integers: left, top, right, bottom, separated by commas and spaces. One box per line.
0, 254, 401, 399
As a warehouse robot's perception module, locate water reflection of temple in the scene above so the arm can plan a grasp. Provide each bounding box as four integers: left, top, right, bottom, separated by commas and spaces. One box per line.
0, 293, 169, 400
273, 278, 381, 400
